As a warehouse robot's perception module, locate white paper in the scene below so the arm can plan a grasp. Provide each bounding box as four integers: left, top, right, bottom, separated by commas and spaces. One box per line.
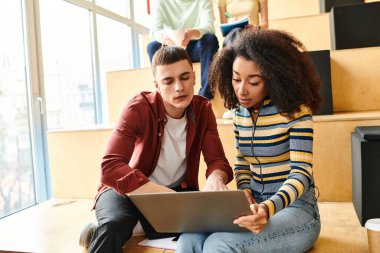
138, 237, 177, 250
164, 24, 185, 46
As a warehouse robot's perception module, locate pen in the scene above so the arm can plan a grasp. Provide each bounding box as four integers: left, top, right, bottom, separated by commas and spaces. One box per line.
224, 11, 233, 18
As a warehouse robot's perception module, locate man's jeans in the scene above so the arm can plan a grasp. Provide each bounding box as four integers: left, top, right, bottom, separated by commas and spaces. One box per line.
147, 34, 219, 100
88, 189, 179, 253
176, 187, 321, 253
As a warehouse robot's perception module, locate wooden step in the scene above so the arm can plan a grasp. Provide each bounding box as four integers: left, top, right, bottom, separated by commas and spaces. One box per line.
106, 63, 228, 122
267, 0, 321, 20
141, 12, 332, 68
0, 199, 369, 253
141, 0, 377, 67
107, 63, 200, 123
108, 46, 380, 123
47, 111, 380, 201
213, 0, 321, 23
331, 46, 380, 112
270, 13, 331, 51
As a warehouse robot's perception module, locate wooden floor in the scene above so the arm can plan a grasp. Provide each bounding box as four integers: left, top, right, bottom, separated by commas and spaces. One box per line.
0, 199, 369, 253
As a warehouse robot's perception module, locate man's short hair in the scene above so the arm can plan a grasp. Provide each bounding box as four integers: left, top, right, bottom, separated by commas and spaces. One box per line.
152, 46, 193, 76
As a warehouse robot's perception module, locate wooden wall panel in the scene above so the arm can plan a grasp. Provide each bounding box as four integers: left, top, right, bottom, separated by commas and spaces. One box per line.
330, 46, 380, 112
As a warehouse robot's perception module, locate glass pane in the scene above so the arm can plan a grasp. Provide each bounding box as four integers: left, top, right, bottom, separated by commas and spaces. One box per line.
96, 15, 132, 123
95, 0, 130, 18
134, 0, 151, 27
0, 0, 36, 218
40, 0, 95, 129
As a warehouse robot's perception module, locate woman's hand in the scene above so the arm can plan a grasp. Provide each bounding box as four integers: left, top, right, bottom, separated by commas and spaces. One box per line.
202, 170, 229, 191
233, 203, 268, 233
243, 189, 256, 205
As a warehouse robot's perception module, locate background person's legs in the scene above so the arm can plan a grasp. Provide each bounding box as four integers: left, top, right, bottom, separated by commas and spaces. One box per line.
186, 34, 219, 100
147, 41, 162, 63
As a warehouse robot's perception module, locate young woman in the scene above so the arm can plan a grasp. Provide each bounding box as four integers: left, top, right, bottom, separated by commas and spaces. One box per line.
176, 29, 322, 253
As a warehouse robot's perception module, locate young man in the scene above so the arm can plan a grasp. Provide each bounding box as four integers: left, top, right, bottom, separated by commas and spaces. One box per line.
81, 46, 233, 253
147, 0, 219, 100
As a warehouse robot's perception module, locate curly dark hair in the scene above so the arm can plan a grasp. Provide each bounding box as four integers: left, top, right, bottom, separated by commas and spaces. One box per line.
209, 28, 322, 115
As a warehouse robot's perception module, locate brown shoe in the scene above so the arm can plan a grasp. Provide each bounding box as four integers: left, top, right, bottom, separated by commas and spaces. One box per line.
79, 222, 97, 248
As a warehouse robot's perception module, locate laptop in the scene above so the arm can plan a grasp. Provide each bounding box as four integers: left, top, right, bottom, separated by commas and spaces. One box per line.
128, 190, 251, 233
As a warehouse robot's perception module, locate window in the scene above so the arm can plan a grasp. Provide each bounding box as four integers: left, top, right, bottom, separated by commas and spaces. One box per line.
133, 0, 151, 27
0, 0, 148, 218
95, 0, 130, 18
40, 0, 95, 129
0, 0, 37, 218
96, 14, 133, 122
39, 0, 147, 129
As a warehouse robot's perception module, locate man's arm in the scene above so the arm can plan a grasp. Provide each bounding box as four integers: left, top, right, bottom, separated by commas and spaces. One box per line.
129, 181, 175, 194
101, 98, 150, 195
193, 0, 216, 37
150, 0, 165, 43
201, 103, 234, 188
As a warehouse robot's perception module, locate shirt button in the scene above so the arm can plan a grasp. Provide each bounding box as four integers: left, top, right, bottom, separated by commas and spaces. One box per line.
158, 133, 161, 136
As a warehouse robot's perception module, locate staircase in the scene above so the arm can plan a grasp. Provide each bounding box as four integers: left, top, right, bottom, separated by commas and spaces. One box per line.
43, 0, 380, 252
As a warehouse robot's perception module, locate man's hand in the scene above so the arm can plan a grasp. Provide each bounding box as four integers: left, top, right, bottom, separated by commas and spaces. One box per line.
202, 170, 229, 191
181, 29, 201, 48
128, 181, 175, 195
233, 203, 268, 233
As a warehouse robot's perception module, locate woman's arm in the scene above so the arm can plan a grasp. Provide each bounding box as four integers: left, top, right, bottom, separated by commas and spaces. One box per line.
202, 103, 234, 184
219, 6, 228, 24
233, 123, 253, 191
262, 109, 314, 218
259, 0, 268, 28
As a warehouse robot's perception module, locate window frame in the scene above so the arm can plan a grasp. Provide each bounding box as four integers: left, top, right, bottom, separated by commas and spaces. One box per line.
1, 0, 150, 213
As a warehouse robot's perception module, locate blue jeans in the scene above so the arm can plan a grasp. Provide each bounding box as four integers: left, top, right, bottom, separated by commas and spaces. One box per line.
176, 187, 321, 253
146, 34, 219, 99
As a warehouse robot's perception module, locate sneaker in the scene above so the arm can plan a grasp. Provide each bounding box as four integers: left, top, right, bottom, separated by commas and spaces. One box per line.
79, 222, 97, 248
222, 109, 235, 119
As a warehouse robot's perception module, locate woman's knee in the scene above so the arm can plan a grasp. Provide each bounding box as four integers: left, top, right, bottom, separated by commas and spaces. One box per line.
203, 233, 237, 253
176, 233, 209, 253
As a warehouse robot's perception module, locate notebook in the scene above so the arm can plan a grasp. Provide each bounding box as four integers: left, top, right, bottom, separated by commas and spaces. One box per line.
220, 17, 249, 36
129, 190, 251, 233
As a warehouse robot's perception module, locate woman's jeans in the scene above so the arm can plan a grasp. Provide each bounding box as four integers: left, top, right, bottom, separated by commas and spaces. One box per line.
177, 187, 321, 253
146, 33, 219, 100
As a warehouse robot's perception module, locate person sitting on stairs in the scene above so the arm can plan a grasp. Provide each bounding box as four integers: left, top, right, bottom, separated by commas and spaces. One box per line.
147, 0, 219, 100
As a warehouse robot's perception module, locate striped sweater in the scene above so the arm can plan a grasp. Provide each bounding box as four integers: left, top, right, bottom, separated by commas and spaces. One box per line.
233, 99, 314, 218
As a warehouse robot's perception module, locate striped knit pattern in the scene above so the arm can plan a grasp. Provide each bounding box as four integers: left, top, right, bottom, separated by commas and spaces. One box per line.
233, 99, 314, 218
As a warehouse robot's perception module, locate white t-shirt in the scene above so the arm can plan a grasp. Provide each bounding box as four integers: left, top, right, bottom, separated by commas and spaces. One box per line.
149, 114, 187, 188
